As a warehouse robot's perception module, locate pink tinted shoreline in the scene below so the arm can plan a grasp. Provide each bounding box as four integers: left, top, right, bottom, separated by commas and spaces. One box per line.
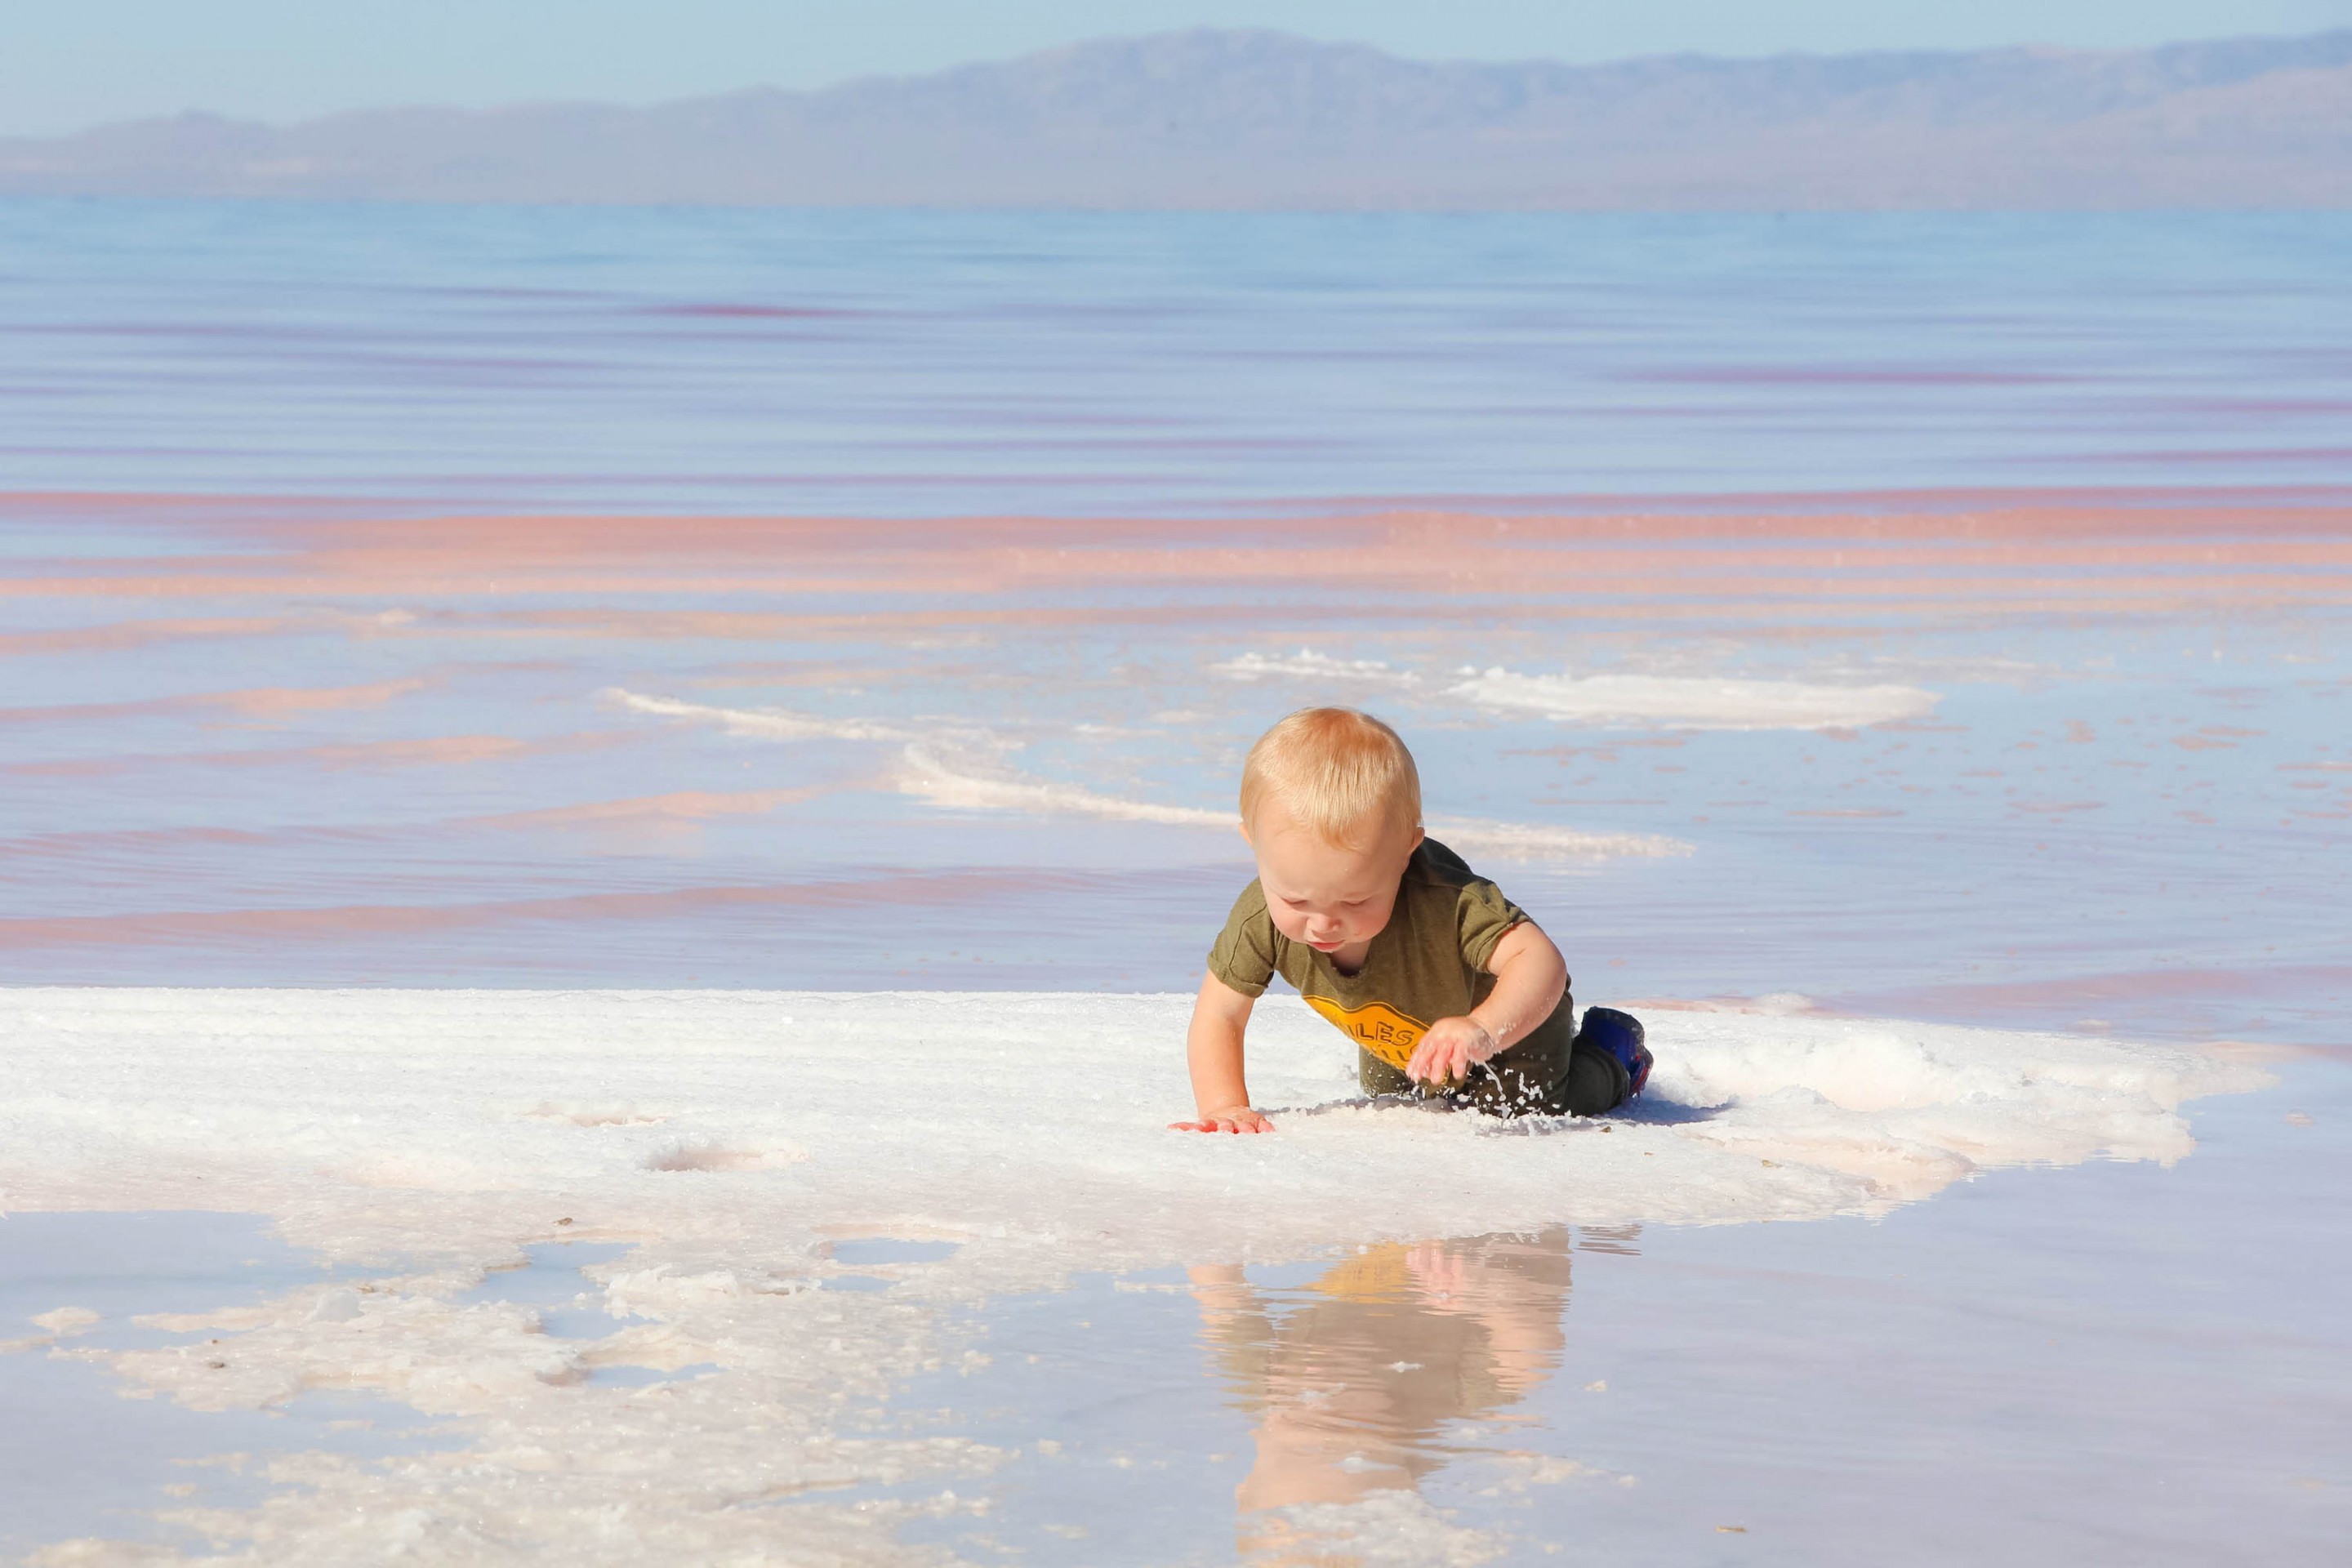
6, 492, 2351, 613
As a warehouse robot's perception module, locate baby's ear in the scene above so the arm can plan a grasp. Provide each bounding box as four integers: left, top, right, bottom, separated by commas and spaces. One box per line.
1236, 815, 1254, 848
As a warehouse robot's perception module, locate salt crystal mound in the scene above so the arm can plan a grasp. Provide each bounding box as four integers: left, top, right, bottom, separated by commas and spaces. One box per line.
0, 990, 2262, 1564
1452, 667, 1940, 730
0, 988, 2259, 1262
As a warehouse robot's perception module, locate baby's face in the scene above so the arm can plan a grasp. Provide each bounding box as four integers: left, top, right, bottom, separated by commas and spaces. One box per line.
1247, 804, 1423, 956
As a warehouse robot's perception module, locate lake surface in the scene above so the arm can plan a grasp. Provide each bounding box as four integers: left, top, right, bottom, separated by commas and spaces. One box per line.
2, 202, 2346, 1047
1, 198, 2346, 1562
6, 1055, 2346, 1565
5, 203, 2347, 515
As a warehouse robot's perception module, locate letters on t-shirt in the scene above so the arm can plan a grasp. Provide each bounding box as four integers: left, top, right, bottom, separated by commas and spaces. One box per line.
1303, 995, 1430, 1072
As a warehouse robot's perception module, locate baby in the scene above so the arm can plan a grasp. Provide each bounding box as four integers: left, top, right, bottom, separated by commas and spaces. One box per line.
1174, 707, 1650, 1134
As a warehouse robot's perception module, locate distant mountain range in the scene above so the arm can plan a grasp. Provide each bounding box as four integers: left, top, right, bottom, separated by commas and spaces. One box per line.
4, 29, 2347, 210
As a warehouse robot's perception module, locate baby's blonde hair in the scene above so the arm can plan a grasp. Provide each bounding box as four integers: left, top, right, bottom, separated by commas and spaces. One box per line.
1240, 707, 1422, 849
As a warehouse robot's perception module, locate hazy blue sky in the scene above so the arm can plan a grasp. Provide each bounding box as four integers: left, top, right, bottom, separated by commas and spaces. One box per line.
5, 0, 2347, 135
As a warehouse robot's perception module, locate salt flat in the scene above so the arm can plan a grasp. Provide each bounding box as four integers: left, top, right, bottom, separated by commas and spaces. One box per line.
0, 988, 2265, 1564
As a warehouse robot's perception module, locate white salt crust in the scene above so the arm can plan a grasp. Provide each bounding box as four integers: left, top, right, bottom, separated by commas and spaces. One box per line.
0, 990, 2261, 1564
1209, 650, 1940, 731
1450, 668, 1940, 730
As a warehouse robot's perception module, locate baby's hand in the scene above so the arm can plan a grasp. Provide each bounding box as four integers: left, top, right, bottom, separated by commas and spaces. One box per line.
1407, 1017, 1499, 1089
1170, 1105, 1276, 1134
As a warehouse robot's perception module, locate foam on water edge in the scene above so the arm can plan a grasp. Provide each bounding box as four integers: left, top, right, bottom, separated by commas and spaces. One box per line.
0, 988, 2264, 1563
603, 687, 1691, 861
1450, 668, 1941, 731
1216, 652, 1944, 735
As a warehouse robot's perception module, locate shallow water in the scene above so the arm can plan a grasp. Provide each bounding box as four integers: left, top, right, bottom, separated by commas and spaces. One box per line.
0, 1213, 454, 1556
852, 1060, 2352, 1566
2, 207, 2347, 1041
2, 201, 2347, 1562
6, 203, 2347, 514
7, 1056, 2344, 1562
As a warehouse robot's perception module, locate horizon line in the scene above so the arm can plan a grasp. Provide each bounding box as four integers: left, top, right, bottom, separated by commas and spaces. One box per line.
16, 20, 2350, 140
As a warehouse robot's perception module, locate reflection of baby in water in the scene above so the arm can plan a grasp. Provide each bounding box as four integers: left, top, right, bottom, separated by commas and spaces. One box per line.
1191, 1227, 1592, 1548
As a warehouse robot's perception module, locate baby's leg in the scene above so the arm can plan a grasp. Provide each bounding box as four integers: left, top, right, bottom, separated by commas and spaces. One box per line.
1356, 1048, 1419, 1098
1550, 1044, 1631, 1116
1471, 1008, 1649, 1117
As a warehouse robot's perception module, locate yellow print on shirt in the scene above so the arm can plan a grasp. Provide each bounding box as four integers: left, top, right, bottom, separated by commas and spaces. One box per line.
1305, 996, 1429, 1072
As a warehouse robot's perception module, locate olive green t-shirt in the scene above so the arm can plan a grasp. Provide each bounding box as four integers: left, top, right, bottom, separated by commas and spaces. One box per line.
1207, 838, 1577, 1094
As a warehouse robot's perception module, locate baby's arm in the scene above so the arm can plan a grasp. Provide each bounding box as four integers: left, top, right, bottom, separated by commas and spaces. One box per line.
1170, 969, 1273, 1134
1405, 920, 1569, 1087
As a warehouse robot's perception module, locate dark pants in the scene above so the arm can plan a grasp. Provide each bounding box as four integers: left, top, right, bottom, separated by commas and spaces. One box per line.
1357, 1030, 1631, 1119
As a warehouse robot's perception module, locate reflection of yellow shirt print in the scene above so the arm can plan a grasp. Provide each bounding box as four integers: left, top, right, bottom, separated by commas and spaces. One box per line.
1305, 995, 1429, 1071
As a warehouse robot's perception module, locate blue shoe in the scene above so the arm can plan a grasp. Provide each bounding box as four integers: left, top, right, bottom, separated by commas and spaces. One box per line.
1576, 1007, 1651, 1101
